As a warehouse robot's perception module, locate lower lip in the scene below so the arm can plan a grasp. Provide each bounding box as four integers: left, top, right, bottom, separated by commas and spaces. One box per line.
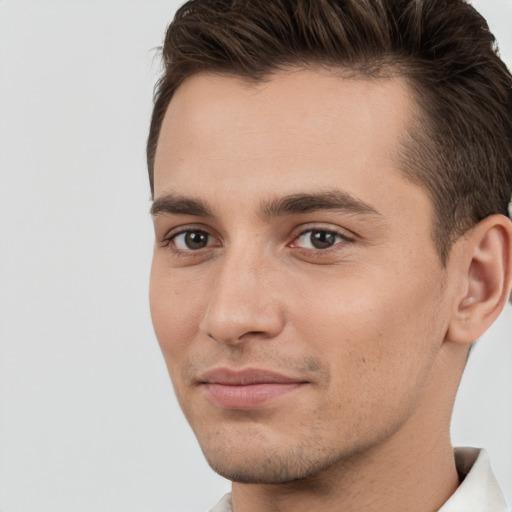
203, 382, 302, 409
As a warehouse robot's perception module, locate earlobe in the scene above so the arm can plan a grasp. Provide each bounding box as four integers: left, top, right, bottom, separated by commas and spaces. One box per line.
446, 215, 512, 344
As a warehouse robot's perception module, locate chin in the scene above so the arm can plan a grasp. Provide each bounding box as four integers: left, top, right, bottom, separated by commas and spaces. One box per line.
206, 455, 315, 484
200, 436, 351, 485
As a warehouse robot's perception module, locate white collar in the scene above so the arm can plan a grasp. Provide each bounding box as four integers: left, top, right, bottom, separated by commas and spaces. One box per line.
439, 447, 507, 511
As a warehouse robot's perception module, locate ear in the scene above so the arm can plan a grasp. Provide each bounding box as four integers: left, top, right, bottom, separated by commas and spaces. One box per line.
446, 214, 512, 344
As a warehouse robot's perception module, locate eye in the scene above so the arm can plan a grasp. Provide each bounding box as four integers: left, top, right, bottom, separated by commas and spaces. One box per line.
293, 229, 346, 250
171, 230, 216, 251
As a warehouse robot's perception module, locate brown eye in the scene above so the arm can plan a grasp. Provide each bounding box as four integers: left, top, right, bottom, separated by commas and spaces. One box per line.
172, 230, 213, 250
296, 229, 344, 249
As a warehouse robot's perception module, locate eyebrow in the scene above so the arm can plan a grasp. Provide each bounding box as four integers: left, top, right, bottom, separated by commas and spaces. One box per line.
261, 191, 382, 218
150, 190, 382, 219
150, 194, 214, 217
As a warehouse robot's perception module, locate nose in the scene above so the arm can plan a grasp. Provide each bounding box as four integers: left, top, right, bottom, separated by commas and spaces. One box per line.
199, 250, 285, 346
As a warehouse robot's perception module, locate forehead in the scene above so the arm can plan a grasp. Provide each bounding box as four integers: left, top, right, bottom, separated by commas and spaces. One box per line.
153, 69, 426, 220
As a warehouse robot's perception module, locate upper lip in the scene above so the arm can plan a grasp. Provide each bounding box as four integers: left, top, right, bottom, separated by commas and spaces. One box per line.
198, 368, 305, 385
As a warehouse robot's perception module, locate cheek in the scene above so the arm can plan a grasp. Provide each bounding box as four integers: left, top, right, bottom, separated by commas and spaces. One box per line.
292, 265, 445, 398
149, 259, 206, 368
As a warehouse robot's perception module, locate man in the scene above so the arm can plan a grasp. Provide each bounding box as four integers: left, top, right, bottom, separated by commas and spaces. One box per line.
147, 0, 512, 510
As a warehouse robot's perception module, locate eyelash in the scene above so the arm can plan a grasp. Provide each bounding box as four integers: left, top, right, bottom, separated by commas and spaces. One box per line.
161, 225, 218, 259
290, 227, 353, 254
161, 225, 354, 258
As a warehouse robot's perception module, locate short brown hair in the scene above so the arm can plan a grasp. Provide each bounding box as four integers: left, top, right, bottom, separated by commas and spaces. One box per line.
147, 0, 512, 263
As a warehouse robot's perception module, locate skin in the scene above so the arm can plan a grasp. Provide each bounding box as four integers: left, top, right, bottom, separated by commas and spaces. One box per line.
149, 69, 510, 512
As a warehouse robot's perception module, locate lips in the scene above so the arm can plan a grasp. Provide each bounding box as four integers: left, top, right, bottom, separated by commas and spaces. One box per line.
198, 368, 306, 409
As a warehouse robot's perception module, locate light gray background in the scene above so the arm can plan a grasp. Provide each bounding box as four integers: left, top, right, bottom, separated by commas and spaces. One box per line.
0, 1, 510, 511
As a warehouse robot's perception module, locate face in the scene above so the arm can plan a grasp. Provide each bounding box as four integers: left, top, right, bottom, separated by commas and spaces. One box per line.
150, 69, 453, 484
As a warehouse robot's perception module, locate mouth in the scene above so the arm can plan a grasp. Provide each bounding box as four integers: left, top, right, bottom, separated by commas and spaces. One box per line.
197, 368, 307, 409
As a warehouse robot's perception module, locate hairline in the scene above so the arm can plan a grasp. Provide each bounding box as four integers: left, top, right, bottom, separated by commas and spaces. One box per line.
148, 59, 413, 184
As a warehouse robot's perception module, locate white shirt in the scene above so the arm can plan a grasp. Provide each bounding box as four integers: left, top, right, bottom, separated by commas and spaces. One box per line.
209, 448, 507, 512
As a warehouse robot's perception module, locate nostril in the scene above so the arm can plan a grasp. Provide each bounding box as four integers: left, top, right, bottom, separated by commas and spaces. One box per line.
206, 329, 270, 346
243, 330, 271, 338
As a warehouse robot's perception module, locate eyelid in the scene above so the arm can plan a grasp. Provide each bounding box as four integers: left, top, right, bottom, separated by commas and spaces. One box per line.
161, 223, 221, 249
289, 223, 355, 244
173, 231, 217, 251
